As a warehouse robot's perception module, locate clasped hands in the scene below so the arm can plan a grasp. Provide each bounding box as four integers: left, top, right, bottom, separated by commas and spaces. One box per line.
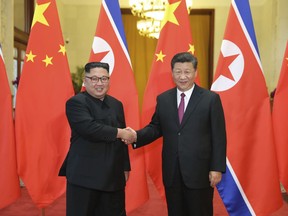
118, 127, 137, 144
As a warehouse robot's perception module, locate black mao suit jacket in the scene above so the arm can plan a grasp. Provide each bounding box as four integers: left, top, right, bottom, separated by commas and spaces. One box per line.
59, 92, 130, 191
134, 85, 226, 189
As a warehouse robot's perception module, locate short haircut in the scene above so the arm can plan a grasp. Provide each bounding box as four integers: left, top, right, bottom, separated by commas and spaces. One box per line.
84, 62, 110, 73
171, 52, 198, 70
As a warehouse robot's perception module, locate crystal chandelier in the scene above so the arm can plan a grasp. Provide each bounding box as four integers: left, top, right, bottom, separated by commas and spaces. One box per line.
129, 0, 193, 39
137, 18, 162, 38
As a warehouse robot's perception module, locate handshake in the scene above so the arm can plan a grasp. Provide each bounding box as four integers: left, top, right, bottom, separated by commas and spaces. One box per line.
117, 127, 137, 145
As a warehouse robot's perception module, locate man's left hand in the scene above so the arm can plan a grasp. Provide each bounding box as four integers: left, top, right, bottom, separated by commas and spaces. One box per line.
209, 171, 222, 188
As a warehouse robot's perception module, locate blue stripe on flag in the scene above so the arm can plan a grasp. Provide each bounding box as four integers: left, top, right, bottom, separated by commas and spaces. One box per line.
234, 0, 259, 55
104, 0, 129, 49
217, 165, 252, 216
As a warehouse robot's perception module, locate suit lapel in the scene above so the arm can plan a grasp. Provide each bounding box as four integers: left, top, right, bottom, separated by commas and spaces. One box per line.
180, 84, 203, 128
168, 88, 180, 126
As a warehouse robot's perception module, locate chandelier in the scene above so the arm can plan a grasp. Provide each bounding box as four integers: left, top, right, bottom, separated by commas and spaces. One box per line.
129, 0, 193, 39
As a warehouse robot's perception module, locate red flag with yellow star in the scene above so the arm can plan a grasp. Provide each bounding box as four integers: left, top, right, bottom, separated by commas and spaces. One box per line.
0, 45, 21, 209
141, 0, 196, 200
15, 0, 74, 208
273, 41, 288, 191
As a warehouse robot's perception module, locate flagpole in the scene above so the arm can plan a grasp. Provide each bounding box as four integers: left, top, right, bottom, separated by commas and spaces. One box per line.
41, 208, 45, 216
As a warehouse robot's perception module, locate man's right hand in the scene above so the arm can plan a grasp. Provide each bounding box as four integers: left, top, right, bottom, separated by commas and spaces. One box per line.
117, 127, 136, 144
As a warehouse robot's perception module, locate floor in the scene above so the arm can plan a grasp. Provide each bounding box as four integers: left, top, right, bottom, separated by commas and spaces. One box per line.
0, 177, 287, 216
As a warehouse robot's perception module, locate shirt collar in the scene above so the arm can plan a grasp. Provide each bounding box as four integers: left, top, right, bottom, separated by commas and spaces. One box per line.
177, 84, 195, 99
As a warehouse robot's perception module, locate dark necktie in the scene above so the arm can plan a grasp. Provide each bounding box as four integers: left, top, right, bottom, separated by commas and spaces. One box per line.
178, 93, 185, 123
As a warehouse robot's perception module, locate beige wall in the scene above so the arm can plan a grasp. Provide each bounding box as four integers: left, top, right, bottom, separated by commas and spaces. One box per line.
58, 0, 288, 93
0, 0, 287, 93
251, 0, 288, 93
0, 0, 13, 90
57, 1, 101, 74
190, 0, 288, 93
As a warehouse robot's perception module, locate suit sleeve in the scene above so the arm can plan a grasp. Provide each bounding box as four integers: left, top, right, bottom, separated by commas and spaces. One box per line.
210, 93, 227, 172
133, 98, 162, 149
118, 102, 131, 171
66, 97, 118, 143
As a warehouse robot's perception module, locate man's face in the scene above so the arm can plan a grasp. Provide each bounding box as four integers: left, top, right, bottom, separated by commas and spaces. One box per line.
172, 62, 197, 92
84, 67, 110, 100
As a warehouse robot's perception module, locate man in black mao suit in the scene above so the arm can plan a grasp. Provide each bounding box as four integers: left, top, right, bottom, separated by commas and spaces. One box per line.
128, 52, 226, 216
59, 62, 135, 216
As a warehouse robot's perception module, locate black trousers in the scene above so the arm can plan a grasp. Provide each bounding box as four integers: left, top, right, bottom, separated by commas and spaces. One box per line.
165, 160, 214, 216
66, 181, 126, 216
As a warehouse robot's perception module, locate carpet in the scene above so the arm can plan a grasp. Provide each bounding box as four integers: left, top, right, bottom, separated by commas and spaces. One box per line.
0, 177, 287, 216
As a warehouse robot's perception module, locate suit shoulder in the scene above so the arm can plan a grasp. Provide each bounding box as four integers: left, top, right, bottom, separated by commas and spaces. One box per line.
158, 88, 176, 99
66, 92, 86, 104
105, 95, 123, 106
197, 86, 219, 98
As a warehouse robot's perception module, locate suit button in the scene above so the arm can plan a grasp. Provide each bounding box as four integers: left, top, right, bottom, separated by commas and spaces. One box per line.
178, 132, 181, 135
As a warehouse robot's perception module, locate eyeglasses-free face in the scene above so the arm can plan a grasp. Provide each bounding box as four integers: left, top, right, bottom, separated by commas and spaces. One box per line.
172, 62, 197, 92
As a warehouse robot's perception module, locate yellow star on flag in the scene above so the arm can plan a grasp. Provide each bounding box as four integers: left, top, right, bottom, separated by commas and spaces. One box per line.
160, 1, 181, 30
26, 51, 37, 62
31, 2, 51, 28
188, 44, 195, 54
42, 55, 53, 67
156, 51, 166, 62
58, 44, 66, 56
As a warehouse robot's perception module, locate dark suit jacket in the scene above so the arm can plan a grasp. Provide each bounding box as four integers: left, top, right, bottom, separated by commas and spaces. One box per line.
134, 85, 226, 189
59, 92, 130, 191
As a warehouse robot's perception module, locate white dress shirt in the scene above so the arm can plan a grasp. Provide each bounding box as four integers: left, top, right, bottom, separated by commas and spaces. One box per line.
177, 84, 195, 112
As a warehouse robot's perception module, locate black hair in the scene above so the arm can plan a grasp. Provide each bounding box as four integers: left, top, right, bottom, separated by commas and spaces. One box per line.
84, 62, 110, 73
171, 52, 198, 70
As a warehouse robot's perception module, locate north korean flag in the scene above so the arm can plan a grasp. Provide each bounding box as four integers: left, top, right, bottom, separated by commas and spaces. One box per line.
88, 0, 148, 212
211, 0, 283, 215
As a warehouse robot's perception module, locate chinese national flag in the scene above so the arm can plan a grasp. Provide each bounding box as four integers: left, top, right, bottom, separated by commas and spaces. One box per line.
273, 41, 288, 191
142, 0, 196, 200
88, 0, 148, 212
211, 0, 282, 215
15, 0, 74, 208
0, 45, 20, 209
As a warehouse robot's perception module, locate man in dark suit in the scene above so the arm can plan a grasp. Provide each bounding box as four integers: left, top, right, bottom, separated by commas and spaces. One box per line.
59, 62, 134, 216
127, 52, 226, 216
